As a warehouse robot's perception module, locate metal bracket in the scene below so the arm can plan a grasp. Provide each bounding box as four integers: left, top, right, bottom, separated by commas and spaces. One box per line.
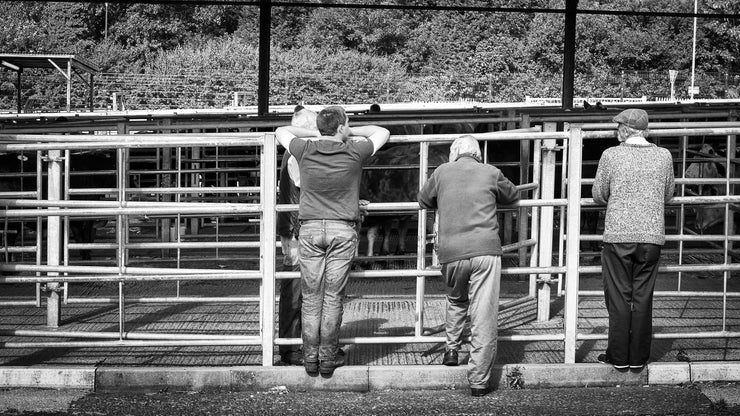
40, 284, 65, 294
41, 155, 66, 163
542, 145, 564, 152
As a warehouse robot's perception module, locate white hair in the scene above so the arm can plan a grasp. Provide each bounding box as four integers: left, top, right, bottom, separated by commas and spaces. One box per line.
291, 108, 318, 130
449, 135, 481, 161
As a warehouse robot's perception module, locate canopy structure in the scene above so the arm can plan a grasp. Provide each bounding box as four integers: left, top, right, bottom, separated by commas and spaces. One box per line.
0, 54, 99, 113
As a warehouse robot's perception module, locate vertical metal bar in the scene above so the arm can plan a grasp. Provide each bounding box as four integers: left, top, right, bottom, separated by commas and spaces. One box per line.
66, 60, 72, 112
416, 141, 430, 337
728, 112, 737, 280
537, 123, 557, 320
176, 146, 182, 297
117, 148, 126, 339
63, 150, 70, 304
564, 126, 584, 363
561, 0, 578, 109
16, 69, 22, 114
89, 73, 94, 112
722, 133, 731, 331
518, 115, 532, 266
35, 150, 42, 307
557, 135, 569, 296
257, 0, 272, 116
46, 149, 63, 327
528, 138, 542, 297
190, 145, 202, 235
261, 133, 277, 366
678, 135, 687, 291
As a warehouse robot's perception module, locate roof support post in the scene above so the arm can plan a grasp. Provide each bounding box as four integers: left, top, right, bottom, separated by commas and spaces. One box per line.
66, 59, 72, 112
16, 69, 22, 114
257, 0, 272, 116
89, 73, 94, 112
562, 0, 578, 110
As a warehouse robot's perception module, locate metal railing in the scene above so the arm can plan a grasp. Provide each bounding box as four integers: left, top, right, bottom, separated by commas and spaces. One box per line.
0, 118, 738, 365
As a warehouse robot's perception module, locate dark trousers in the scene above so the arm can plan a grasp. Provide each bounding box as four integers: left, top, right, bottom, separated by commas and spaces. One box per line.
278, 262, 302, 357
601, 242, 662, 366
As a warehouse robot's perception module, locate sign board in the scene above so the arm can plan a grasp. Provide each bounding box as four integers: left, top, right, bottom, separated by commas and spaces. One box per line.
688, 86, 700, 95
669, 70, 678, 84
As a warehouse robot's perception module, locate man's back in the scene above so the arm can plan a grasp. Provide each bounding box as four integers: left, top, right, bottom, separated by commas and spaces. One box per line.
289, 137, 374, 222
592, 143, 674, 245
419, 156, 519, 263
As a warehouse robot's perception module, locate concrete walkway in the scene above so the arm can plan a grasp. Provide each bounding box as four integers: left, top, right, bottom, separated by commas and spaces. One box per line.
1, 272, 739, 391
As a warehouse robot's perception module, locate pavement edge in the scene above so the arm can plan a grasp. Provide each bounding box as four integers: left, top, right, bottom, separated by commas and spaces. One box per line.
2, 362, 740, 392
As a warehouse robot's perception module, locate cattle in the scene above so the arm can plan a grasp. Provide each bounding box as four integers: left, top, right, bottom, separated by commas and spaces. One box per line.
360, 143, 450, 257
684, 143, 725, 233
0, 149, 115, 261
68, 150, 117, 260
0, 152, 38, 262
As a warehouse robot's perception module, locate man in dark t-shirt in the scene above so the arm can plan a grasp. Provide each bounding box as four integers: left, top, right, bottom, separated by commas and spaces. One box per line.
275, 106, 389, 376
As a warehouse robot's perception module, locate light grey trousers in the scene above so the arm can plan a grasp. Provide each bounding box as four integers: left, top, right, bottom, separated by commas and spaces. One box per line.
442, 255, 502, 389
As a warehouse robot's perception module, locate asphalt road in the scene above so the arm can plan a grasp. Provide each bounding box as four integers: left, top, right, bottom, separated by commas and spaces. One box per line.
2, 383, 740, 416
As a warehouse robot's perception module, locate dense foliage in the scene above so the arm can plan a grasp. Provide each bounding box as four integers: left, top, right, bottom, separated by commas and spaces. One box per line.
0, 1, 739, 111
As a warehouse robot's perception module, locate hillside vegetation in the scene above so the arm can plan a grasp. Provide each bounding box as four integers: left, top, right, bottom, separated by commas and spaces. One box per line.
1, 1, 739, 111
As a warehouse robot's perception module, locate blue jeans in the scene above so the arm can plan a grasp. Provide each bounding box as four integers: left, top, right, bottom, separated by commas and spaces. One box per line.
298, 220, 357, 363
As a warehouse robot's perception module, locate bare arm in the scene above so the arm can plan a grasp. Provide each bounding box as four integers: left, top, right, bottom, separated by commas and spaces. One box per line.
275, 126, 320, 153
349, 125, 390, 155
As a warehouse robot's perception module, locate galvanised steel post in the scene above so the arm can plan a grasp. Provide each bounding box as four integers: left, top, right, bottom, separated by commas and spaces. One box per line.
46, 149, 63, 327
564, 126, 583, 363
260, 133, 277, 366
537, 122, 558, 321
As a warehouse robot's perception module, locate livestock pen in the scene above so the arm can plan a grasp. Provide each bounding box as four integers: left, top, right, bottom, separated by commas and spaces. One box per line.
0, 106, 739, 368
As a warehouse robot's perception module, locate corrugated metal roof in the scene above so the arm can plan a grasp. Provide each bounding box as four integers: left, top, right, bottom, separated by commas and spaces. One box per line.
0, 54, 99, 74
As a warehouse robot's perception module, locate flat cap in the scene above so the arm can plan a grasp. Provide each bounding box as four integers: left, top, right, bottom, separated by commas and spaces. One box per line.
613, 108, 649, 130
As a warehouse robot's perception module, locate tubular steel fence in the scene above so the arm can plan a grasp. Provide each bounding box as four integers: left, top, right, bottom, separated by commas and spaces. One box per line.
0, 113, 739, 365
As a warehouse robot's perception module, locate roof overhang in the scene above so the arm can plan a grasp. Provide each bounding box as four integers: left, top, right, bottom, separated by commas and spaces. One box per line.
0, 54, 99, 74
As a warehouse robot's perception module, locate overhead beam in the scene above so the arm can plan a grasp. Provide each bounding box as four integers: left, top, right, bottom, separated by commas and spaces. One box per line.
46, 1, 740, 19
257, 0, 271, 116
562, 0, 578, 110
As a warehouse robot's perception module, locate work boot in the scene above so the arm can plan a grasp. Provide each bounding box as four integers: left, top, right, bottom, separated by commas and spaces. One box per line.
319, 349, 346, 376
442, 349, 458, 366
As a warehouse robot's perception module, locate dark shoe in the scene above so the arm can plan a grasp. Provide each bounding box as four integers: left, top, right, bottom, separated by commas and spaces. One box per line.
598, 353, 628, 371
319, 351, 346, 376
304, 359, 318, 375
471, 386, 491, 397
442, 350, 458, 366
629, 363, 646, 371
280, 350, 304, 366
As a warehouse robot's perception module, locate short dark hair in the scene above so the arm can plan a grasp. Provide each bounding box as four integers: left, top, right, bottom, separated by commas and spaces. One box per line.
317, 106, 346, 136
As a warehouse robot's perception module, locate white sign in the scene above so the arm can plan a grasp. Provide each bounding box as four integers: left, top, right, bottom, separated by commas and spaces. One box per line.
688, 86, 700, 95
669, 70, 678, 84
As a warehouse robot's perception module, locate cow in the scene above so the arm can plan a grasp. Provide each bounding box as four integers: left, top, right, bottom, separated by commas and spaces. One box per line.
684, 143, 725, 233
67, 150, 117, 260
0, 149, 116, 261
360, 143, 450, 258
0, 151, 38, 262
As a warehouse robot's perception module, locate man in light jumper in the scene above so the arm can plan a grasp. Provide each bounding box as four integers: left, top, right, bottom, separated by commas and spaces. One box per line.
592, 108, 675, 371
418, 135, 520, 397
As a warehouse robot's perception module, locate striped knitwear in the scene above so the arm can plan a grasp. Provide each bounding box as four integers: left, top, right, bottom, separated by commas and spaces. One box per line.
591, 142, 675, 245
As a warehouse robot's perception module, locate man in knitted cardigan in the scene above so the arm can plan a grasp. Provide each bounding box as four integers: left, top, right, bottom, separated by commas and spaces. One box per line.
592, 108, 675, 371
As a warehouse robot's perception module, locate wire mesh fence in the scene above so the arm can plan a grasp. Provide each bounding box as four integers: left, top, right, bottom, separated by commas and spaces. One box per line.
1, 69, 740, 113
